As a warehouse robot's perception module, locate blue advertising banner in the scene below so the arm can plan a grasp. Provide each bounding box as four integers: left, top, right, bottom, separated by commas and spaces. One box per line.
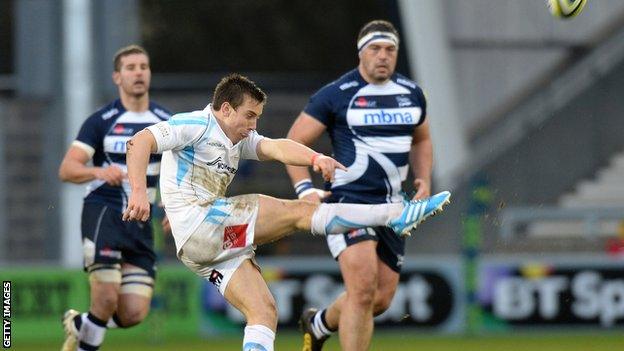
478, 254, 624, 330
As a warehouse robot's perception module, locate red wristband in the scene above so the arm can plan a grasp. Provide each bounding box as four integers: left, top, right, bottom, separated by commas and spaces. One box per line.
311, 153, 323, 166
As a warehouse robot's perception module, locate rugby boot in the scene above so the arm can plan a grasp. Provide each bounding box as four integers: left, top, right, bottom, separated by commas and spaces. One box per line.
299, 308, 329, 351
60, 309, 80, 351
388, 191, 451, 237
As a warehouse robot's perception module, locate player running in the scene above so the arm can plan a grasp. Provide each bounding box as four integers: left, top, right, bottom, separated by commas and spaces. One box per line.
286, 20, 438, 351
58, 45, 171, 351
123, 73, 450, 351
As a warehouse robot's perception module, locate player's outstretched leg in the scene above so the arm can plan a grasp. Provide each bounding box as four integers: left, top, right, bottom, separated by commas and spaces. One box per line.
308, 191, 451, 236
254, 191, 451, 244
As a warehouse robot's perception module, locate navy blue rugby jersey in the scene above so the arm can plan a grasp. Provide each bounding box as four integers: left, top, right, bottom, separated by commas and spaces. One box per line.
72, 99, 171, 212
304, 69, 427, 204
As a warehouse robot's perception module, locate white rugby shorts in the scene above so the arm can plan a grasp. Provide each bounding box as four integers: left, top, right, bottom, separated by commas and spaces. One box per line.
178, 194, 259, 295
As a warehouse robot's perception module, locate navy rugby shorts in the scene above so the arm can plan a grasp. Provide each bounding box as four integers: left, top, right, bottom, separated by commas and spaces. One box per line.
327, 226, 406, 273
81, 202, 156, 278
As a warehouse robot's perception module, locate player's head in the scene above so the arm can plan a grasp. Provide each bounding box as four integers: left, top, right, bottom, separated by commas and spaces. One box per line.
112, 44, 151, 98
357, 20, 399, 84
213, 74, 267, 142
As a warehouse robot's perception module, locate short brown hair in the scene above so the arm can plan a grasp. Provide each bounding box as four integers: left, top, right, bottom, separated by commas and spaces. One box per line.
113, 45, 149, 72
213, 74, 267, 111
357, 20, 400, 43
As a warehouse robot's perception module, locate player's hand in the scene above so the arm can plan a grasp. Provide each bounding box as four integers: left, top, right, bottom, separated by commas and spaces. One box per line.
300, 189, 331, 203
412, 178, 431, 200
161, 215, 171, 235
312, 155, 347, 182
122, 191, 150, 222
94, 165, 125, 186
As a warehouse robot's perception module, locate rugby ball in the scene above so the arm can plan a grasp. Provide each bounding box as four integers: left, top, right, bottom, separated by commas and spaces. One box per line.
547, 0, 587, 19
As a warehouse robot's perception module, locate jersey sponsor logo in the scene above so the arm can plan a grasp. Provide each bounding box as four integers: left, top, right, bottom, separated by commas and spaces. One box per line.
207, 157, 237, 175
112, 124, 134, 135
223, 224, 248, 250
339, 80, 359, 90
104, 135, 132, 153
346, 107, 422, 126
396, 96, 412, 107
208, 269, 224, 288
353, 96, 377, 108
101, 108, 119, 120
113, 140, 127, 152
207, 141, 225, 149
364, 110, 412, 124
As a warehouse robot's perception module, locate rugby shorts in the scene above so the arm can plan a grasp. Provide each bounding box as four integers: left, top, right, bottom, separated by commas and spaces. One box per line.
327, 226, 406, 273
177, 194, 259, 295
81, 202, 156, 278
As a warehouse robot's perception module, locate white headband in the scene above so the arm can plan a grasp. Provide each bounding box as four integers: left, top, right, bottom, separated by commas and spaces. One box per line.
357, 31, 399, 52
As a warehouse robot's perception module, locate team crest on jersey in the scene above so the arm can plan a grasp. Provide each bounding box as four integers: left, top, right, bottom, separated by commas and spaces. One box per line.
223, 224, 248, 250
354, 96, 377, 108
112, 124, 134, 135
208, 269, 224, 288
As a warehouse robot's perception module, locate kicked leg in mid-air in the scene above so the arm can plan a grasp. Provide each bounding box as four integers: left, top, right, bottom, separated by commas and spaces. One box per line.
174, 190, 450, 351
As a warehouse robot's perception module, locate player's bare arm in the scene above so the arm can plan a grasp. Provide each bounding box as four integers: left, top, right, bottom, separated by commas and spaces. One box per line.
256, 137, 346, 182
59, 146, 125, 186
409, 119, 433, 200
285, 112, 329, 201
122, 129, 158, 222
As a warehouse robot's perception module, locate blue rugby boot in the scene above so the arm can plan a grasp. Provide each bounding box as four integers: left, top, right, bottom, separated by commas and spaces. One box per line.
388, 191, 451, 237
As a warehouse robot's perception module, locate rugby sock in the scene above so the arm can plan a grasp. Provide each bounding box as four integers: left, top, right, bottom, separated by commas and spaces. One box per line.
77, 312, 107, 351
310, 309, 334, 339
311, 203, 403, 235
73, 313, 84, 333
74, 312, 122, 330
243, 324, 275, 351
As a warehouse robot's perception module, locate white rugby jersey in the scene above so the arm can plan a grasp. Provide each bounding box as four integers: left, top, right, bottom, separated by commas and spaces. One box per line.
146, 104, 264, 250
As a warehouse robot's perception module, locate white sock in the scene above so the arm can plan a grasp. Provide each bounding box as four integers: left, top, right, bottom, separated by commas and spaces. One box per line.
74, 312, 120, 331
243, 324, 275, 351
311, 203, 403, 235
310, 309, 334, 339
78, 312, 107, 351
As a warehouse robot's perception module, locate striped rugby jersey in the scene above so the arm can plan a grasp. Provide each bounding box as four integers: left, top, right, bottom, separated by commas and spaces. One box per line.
304, 69, 427, 204
73, 99, 171, 212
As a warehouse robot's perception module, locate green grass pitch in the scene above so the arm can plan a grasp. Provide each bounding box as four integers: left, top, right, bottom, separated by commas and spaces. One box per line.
16, 332, 624, 350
